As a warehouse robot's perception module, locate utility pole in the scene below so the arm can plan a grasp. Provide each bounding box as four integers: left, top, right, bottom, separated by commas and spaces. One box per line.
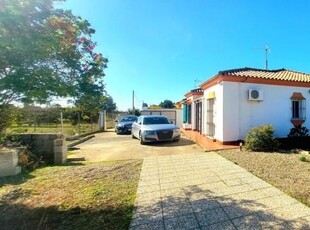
132, 90, 135, 115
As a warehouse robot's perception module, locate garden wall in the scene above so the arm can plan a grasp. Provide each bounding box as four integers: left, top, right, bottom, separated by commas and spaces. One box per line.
19, 134, 67, 164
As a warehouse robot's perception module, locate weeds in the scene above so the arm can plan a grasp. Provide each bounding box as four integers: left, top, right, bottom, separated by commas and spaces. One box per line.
299, 156, 308, 162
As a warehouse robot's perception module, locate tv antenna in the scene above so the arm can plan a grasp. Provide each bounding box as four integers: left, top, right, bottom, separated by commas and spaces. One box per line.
194, 79, 202, 88
265, 45, 271, 70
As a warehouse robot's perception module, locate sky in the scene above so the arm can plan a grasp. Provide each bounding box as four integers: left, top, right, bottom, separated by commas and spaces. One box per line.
61, 0, 310, 111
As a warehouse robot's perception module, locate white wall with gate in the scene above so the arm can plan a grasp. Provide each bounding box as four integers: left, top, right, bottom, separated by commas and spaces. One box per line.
141, 109, 183, 128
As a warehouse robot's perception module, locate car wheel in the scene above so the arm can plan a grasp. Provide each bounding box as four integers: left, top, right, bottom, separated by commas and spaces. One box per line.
139, 132, 145, 145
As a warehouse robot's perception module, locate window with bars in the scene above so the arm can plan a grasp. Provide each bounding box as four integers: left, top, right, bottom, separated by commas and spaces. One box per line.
291, 93, 306, 120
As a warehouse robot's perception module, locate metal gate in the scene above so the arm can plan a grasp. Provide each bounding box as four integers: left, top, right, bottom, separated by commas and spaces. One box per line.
207, 99, 215, 137
195, 101, 202, 133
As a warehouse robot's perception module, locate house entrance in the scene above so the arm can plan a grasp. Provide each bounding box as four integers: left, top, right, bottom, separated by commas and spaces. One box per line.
207, 98, 215, 137
195, 101, 202, 133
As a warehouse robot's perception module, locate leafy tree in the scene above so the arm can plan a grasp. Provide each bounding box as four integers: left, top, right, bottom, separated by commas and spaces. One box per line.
102, 95, 116, 112
149, 104, 161, 109
63, 107, 81, 125
16, 105, 62, 127
0, 0, 109, 133
159, 100, 175, 108
0, 104, 16, 132
0, 0, 108, 104
127, 108, 141, 116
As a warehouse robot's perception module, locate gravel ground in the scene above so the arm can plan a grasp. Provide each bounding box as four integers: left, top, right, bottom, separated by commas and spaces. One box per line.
217, 149, 310, 207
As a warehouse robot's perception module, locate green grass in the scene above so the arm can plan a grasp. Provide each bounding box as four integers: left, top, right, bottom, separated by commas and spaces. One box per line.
0, 160, 142, 229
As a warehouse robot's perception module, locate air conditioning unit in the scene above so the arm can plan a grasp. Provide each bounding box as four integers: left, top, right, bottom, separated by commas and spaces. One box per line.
248, 89, 263, 101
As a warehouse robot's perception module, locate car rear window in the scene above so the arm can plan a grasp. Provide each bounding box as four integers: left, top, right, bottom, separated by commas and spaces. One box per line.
120, 116, 137, 122
143, 117, 169, 125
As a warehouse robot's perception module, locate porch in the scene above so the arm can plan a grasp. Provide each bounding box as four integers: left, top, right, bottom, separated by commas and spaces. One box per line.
182, 129, 239, 151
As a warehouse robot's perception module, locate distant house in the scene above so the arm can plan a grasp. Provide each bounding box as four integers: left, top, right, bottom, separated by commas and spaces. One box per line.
182, 67, 310, 144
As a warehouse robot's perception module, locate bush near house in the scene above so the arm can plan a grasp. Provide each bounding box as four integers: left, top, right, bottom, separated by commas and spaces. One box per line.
245, 124, 279, 152
288, 125, 309, 137
276, 125, 310, 150
277, 136, 310, 150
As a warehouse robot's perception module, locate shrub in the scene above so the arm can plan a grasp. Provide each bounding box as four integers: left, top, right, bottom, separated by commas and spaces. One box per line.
299, 156, 307, 162
288, 125, 309, 137
245, 124, 279, 152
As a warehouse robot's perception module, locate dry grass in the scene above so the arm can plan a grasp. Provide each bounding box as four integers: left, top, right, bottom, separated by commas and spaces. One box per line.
218, 149, 310, 207
8, 124, 99, 137
0, 160, 142, 229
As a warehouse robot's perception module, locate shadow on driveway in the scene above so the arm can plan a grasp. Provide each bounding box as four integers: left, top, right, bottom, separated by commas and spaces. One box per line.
142, 137, 196, 148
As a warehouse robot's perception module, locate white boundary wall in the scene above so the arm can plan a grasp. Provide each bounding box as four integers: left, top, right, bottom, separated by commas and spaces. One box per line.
141, 109, 183, 128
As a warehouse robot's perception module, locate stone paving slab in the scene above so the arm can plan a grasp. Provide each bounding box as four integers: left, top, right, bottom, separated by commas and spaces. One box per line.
130, 152, 310, 230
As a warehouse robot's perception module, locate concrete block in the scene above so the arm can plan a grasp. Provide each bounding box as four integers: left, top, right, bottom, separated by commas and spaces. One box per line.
0, 149, 21, 177
54, 139, 64, 146
49, 134, 63, 140
39, 134, 51, 140
9, 133, 67, 165
54, 141, 67, 164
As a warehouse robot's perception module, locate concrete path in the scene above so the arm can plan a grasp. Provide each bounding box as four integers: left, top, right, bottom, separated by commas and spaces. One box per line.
72, 131, 202, 162
130, 153, 310, 230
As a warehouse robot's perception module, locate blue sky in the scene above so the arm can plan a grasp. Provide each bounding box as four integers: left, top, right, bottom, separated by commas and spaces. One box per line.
61, 0, 310, 111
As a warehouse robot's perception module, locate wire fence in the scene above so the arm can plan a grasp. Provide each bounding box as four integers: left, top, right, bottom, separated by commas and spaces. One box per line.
7, 112, 128, 137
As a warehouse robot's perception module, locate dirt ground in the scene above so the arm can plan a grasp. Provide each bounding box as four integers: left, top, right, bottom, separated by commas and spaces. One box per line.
70, 130, 204, 162
218, 149, 310, 207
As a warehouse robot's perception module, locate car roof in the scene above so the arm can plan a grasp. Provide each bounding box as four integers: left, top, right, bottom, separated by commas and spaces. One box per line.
120, 114, 137, 117
140, 115, 167, 118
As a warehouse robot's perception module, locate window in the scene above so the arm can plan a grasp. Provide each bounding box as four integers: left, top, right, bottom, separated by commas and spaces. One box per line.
183, 103, 192, 124
292, 100, 302, 119
183, 104, 188, 123
290, 92, 306, 120
188, 104, 192, 124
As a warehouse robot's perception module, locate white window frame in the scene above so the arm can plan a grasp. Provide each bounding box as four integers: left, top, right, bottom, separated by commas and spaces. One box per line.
291, 99, 306, 120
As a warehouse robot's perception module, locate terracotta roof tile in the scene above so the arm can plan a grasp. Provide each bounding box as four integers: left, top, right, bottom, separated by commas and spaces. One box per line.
190, 88, 203, 93
184, 88, 203, 98
219, 67, 310, 83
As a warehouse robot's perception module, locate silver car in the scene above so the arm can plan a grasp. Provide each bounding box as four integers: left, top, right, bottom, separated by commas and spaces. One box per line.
131, 115, 180, 145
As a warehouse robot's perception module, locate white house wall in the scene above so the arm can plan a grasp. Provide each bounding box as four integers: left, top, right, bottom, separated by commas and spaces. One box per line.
222, 82, 240, 142
222, 81, 310, 142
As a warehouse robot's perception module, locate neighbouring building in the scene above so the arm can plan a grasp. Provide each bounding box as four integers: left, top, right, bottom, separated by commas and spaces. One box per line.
182, 67, 310, 144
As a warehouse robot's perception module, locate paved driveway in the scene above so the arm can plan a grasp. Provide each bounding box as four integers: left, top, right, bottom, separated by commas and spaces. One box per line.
71, 131, 310, 229
130, 153, 310, 229
71, 131, 204, 161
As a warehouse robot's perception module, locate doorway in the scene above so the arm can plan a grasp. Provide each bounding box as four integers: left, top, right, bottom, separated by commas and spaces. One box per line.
195, 101, 202, 133
207, 98, 215, 137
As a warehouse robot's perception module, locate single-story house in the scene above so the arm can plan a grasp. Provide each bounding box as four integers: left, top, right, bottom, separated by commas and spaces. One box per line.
182, 67, 310, 144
